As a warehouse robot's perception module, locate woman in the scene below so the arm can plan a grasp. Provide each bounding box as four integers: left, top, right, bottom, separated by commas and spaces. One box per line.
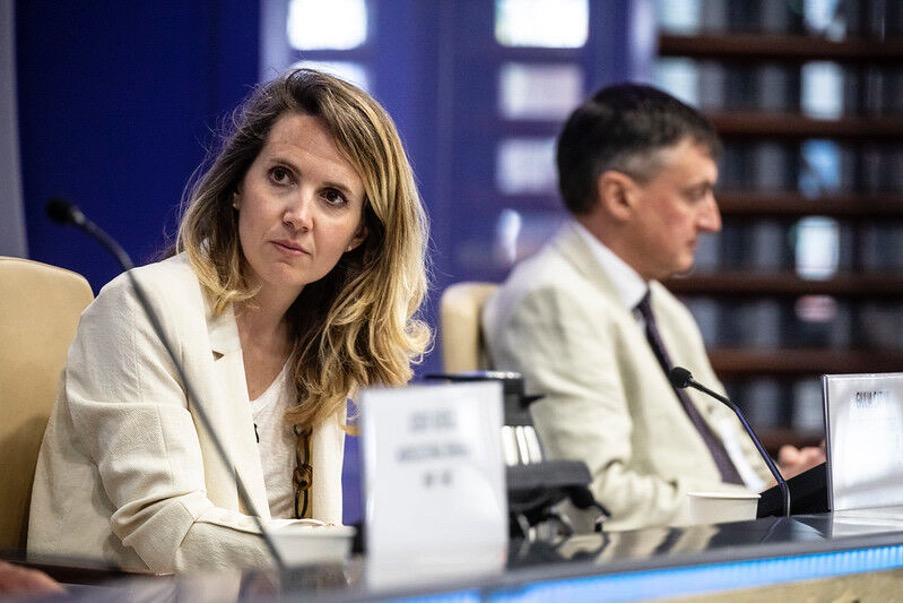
27, 69, 430, 573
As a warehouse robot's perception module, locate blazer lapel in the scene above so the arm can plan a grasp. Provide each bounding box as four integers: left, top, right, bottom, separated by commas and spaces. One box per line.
551, 222, 665, 380
553, 225, 717, 431
648, 283, 724, 430
552, 223, 625, 308
203, 304, 272, 520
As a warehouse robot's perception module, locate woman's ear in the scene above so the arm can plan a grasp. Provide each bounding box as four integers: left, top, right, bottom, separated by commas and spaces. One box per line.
346, 223, 368, 252
596, 170, 636, 223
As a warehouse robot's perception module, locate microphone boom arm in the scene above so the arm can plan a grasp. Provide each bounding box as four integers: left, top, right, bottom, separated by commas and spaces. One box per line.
46, 199, 287, 571
671, 367, 791, 518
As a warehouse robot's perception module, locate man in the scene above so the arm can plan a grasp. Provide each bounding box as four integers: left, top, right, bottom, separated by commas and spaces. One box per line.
482, 84, 823, 530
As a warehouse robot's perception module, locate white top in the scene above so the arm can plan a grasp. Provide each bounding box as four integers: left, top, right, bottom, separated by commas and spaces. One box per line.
250, 363, 297, 519
571, 219, 766, 492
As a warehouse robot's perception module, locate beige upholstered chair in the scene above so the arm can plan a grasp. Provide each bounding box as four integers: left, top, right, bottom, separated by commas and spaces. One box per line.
0, 257, 93, 552
439, 282, 498, 373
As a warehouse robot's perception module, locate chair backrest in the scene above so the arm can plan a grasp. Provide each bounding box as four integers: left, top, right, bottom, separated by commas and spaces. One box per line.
439, 282, 498, 373
0, 257, 93, 552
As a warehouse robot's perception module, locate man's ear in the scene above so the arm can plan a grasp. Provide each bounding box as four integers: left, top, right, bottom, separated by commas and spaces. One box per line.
596, 170, 636, 223
346, 223, 368, 252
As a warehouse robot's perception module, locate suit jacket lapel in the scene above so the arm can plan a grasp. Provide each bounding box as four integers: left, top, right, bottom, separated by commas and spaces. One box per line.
552, 223, 665, 381
553, 224, 718, 424
203, 303, 272, 520
648, 282, 725, 430
552, 223, 625, 308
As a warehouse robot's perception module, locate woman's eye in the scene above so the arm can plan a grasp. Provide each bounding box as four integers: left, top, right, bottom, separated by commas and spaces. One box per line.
269, 166, 293, 185
322, 188, 348, 207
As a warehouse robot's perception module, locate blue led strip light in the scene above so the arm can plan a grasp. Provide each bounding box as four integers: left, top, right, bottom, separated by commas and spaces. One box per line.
487, 545, 903, 603
394, 588, 482, 603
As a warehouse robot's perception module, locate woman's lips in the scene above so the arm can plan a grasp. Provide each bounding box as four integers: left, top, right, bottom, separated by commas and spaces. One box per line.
272, 240, 309, 256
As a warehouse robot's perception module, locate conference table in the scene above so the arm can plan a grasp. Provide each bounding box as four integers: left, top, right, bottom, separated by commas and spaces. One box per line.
9, 506, 900, 602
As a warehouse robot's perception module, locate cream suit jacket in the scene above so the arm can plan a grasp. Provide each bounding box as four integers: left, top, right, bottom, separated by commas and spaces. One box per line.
28, 254, 345, 573
482, 224, 771, 531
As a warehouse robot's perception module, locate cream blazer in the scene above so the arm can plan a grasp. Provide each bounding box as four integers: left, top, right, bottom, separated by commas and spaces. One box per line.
482, 224, 771, 531
28, 254, 345, 573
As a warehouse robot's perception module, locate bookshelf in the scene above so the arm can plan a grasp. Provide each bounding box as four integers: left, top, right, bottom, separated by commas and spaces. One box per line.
707, 348, 901, 376
659, 33, 901, 62
654, 1, 903, 453
713, 191, 901, 218
665, 272, 900, 297
708, 113, 900, 138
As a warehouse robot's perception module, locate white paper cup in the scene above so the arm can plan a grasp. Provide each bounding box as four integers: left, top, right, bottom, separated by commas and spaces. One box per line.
687, 491, 760, 525
269, 524, 356, 567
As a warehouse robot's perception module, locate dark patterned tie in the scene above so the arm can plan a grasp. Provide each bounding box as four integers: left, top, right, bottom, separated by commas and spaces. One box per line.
635, 290, 743, 484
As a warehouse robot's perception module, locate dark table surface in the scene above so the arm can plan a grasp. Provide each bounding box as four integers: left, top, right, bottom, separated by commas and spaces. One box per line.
4, 507, 901, 602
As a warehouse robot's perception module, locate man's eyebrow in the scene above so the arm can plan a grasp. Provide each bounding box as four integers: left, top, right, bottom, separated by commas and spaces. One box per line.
684, 180, 715, 192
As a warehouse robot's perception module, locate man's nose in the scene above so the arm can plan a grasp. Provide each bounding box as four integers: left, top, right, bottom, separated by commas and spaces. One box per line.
698, 193, 721, 233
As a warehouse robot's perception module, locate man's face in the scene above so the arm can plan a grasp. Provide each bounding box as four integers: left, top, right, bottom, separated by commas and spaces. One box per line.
624, 138, 721, 281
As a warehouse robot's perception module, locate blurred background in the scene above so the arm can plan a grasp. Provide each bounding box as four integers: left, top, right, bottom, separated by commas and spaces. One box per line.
2, 0, 901, 461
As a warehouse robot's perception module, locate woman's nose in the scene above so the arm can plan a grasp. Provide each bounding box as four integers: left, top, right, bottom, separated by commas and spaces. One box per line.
283, 193, 314, 231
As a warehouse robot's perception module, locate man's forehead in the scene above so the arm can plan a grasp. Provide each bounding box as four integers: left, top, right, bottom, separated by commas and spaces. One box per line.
652, 138, 718, 180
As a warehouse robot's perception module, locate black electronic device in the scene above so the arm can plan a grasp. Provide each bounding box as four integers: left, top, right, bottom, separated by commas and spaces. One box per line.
425, 370, 541, 426
758, 462, 828, 517
425, 371, 609, 537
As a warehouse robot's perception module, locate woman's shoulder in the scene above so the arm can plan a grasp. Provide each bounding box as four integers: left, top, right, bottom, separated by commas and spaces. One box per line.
97, 253, 198, 300
91, 253, 204, 322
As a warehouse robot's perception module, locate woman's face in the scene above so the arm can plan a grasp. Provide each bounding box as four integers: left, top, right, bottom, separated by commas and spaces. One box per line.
236, 112, 367, 300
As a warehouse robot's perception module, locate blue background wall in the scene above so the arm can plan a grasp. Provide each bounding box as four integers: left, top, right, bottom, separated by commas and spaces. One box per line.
15, 1, 641, 377
16, 1, 259, 290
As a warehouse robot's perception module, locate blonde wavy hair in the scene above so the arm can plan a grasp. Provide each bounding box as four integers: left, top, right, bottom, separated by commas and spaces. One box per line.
177, 69, 431, 428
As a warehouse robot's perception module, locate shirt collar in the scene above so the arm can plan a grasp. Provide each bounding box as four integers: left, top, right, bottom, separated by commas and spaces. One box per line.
570, 218, 648, 311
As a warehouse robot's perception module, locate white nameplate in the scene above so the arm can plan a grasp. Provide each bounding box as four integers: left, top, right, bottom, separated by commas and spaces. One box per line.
823, 372, 903, 511
361, 382, 508, 560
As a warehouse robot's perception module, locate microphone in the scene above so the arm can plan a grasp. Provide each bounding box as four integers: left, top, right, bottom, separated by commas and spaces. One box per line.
46, 198, 134, 271
668, 366, 791, 518
46, 198, 87, 227
45, 198, 287, 570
